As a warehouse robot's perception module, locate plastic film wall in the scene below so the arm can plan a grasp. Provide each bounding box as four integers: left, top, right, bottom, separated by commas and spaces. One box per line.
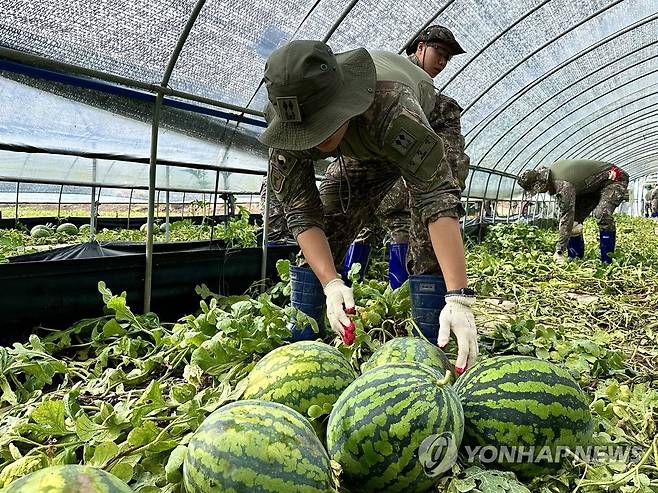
0, 0, 657, 201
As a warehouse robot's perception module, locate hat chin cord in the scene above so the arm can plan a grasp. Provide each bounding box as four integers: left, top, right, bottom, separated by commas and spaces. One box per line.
337, 150, 352, 215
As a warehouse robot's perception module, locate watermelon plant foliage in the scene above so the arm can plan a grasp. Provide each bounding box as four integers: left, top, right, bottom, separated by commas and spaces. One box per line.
0, 215, 656, 492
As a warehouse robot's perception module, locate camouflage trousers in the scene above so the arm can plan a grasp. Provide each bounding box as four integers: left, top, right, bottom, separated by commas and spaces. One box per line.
353, 177, 410, 245
644, 202, 653, 217
572, 175, 629, 231
352, 177, 439, 275
297, 158, 441, 276
259, 176, 293, 243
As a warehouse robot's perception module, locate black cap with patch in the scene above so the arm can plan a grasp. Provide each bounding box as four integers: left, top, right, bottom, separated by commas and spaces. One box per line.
405, 25, 466, 56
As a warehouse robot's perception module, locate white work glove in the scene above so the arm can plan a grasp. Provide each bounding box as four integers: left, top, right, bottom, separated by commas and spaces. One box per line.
438, 296, 478, 374
553, 251, 565, 265
571, 222, 583, 236
323, 278, 356, 344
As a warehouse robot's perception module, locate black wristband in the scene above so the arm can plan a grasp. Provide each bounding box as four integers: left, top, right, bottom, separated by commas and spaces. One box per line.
445, 288, 476, 297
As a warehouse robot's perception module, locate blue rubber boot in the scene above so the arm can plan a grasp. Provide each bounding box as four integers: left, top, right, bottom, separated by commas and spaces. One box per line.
388, 243, 409, 289
409, 274, 447, 341
599, 230, 616, 264
341, 242, 370, 286
289, 266, 325, 341
567, 234, 585, 260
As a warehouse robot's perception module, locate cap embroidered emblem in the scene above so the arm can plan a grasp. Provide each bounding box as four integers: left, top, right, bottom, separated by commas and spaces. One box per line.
276, 96, 302, 122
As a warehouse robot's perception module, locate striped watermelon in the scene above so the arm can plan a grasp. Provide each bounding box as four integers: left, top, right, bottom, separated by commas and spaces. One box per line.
242, 341, 357, 436
56, 223, 79, 235
361, 337, 453, 377
3, 465, 133, 492
453, 355, 593, 476
183, 400, 332, 493
326, 362, 464, 493
30, 225, 53, 239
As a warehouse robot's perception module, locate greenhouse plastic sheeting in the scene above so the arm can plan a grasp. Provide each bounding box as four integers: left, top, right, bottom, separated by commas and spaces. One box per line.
0, 75, 267, 192
1, 0, 657, 199
0, 150, 265, 194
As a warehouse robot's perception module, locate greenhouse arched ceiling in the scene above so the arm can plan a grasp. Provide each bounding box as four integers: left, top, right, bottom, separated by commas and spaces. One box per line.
0, 0, 657, 197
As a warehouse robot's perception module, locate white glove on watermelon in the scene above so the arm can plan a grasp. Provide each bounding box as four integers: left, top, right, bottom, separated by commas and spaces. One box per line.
438, 295, 478, 374
323, 278, 356, 344
553, 251, 565, 265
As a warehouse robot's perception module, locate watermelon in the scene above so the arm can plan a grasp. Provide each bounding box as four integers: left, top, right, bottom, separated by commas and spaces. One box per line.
242, 341, 357, 436
79, 224, 91, 235
361, 337, 453, 378
326, 362, 464, 492
139, 223, 149, 232
3, 464, 133, 492
56, 223, 79, 235
30, 225, 52, 238
183, 400, 332, 493
453, 355, 593, 476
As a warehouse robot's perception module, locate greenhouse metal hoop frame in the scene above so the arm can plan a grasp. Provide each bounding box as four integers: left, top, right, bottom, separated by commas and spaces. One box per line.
1, 0, 654, 311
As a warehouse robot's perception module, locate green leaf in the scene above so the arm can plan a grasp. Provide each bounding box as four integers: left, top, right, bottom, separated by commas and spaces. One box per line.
0, 347, 11, 373
452, 477, 477, 492
63, 388, 82, 419
195, 284, 215, 300
165, 445, 188, 482
0, 453, 47, 488
191, 340, 232, 374
170, 383, 196, 404
103, 319, 128, 338
28, 334, 46, 353
31, 400, 70, 436
88, 441, 120, 468
127, 421, 160, 447
75, 413, 122, 444
8, 443, 22, 461
456, 467, 530, 493
52, 446, 78, 465
535, 347, 550, 360
0, 375, 18, 405
138, 380, 165, 406
110, 461, 135, 483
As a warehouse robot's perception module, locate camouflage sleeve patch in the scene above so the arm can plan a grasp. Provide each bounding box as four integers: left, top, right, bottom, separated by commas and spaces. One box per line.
268, 151, 293, 194
390, 127, 417, 156
268, 149, 324, 237
374, 85, 462, 223
384, 114, 444, 182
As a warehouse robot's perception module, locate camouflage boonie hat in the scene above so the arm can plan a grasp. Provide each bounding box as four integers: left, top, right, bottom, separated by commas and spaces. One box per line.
405, 25, 466, 56
259, 40, 376, 151
518, 167, 550, 195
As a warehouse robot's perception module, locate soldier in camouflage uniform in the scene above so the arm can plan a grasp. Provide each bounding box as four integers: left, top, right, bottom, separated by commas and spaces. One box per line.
344, 25, 470, 287
644, 185, 653, 217
260, 40, 478, 372
650, 186, 658, 217
518, 159, 629, 264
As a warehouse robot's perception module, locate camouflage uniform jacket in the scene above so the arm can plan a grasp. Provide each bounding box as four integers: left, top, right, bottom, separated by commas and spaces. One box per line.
408, 53, 470, 191
268, 50, 462, 238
